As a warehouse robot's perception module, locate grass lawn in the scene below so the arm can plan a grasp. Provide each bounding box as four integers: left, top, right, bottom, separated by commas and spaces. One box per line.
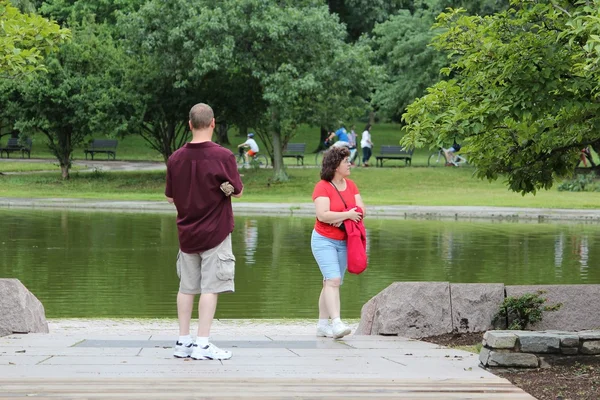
1, 166, 598, 209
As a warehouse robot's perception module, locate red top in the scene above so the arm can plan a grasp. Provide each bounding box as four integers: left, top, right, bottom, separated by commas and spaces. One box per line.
165, 142, 243, 253
343, 207, 367, 274
312, 179, 360, 240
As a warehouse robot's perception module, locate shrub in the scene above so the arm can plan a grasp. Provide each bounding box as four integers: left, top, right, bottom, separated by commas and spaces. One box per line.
557, 174, 600, 192
495, 290, 562, 330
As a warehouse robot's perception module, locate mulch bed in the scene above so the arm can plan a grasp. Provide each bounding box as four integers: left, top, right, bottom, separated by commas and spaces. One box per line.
422, 332, 600, 400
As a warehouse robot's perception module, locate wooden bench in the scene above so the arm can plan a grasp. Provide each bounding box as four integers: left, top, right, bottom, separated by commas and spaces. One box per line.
0, 137, 32, 158
375, 145, 413, 167
283, 143, 306, 165
84, 139, 118, 160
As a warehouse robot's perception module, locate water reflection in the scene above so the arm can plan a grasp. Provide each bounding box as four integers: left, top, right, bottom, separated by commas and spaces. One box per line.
0, 209, 599, 319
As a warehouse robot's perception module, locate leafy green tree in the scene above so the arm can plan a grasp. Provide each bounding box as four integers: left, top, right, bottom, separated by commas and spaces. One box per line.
196, 0, 377, 181
6, 22, 137, 178
401, 2, 600, 194
39, 0, 145, 25
119, 0, 375, 179
0, 0, 69, 77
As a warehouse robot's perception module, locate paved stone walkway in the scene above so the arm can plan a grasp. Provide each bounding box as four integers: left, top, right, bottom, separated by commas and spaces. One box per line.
0, 320, 535, 399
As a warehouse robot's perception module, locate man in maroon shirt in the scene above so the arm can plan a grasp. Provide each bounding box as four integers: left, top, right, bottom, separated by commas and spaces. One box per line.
165, 103, 243, 360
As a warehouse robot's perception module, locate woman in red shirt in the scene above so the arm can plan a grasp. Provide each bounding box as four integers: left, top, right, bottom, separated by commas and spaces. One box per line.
311, 146, 365, 339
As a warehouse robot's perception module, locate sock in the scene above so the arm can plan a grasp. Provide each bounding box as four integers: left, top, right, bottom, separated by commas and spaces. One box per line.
178, 335, 193, 345
318, 319, 329, 327
196, 336, 209, 347
332, 317, 342, 325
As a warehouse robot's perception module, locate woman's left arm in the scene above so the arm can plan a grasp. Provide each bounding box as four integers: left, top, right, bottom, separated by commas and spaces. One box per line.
355, 194, 365, 217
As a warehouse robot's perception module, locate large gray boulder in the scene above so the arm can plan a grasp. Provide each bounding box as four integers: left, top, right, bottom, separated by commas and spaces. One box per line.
451, 283, 505, 333
0, 279, 49, 337
505, 285, 600, 331
356, 282, 451, 338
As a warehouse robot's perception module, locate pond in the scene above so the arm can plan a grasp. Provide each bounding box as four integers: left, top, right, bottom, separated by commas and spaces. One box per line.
1, 209, 599, 319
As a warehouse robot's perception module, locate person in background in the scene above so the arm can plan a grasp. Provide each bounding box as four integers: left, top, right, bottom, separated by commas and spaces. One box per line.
311, 146, 364, 339
360, 124, 373, 167
166, 103, 243, 361
237, 133, 260, 166
327, 124, 350, 148
348, 125, 358, 165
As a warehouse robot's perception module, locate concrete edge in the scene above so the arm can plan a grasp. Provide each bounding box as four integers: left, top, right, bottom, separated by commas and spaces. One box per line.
2, 198, 600, 221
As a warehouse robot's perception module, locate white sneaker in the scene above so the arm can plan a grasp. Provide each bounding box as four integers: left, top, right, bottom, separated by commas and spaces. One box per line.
332, 322, 351, 339
190, 343, 232, 360
173, 341, 194, 358
316, 324, 333, 338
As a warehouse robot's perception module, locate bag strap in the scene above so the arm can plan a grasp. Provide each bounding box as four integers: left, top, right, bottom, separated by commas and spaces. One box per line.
329, 181, 347, 209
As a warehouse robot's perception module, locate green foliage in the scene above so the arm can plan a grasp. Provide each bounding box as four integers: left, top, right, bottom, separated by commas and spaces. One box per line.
401, 2, 600, 194
557, 174, 600, 192
39, 0, 145, 25
0, 0, 70, 77
5, 21, 137, 178
119, 0, 376, 179
370, 5, 447, 121
496, 290, 562, 330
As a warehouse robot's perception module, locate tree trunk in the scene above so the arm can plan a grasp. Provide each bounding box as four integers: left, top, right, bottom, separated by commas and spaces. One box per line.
318, 126, 329, 151
271, 127, 289, 182
238, 124, 247, 137
60, 164, 70, 180
215, 121, 230, 145
369, 110, 375, 125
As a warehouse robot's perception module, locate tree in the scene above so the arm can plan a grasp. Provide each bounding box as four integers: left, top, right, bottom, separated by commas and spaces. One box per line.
401, 1, 600, 194
0, 0, 69, 77
196, 0, 377, 181
6, 22, 137, 179
120, 0, 375, 178
369, 0, 509, 122
39, 0, 145, 25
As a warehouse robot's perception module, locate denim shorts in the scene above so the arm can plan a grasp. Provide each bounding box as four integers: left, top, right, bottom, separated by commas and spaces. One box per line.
311, 230, 347, 282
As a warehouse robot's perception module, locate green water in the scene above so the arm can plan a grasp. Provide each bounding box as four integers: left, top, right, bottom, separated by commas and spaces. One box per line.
1, 209, 599, 318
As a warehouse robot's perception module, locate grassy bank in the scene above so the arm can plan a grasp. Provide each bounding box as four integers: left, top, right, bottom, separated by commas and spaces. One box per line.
1, 167, 598, 209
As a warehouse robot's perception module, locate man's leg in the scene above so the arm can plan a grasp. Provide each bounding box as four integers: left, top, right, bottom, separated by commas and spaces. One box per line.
174, 251, 202, 358
190, 235, 235, 360
197, 293, 218, 337
177, 292, 195, 336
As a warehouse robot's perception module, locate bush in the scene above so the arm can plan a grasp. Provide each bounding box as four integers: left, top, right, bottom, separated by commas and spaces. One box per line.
558, 174, 600, 192
495, 290, 562, 330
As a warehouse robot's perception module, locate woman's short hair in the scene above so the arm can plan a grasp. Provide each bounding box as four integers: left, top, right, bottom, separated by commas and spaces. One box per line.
320, 146, 350, 181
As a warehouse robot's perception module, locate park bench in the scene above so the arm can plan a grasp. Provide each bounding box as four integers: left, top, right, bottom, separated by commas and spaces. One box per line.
375, 145, 413, 167
84, 139, 118, 160
0, 137, 32, 159
283, 143, 306, 165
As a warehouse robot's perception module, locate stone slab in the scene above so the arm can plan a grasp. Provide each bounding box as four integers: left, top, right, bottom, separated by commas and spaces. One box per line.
581, 341, 600, 355
505, 285, 600, 330
483, 331, 518, 349
450, 283, 505, 333
0, 279, 48, 337
516, 333, 560, 354
76, 339, 350, 349
480, 348, 539, 368
362, 282, 452, 338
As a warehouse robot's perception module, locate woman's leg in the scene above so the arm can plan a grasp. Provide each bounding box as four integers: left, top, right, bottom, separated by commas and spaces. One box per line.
311, 230, 344, 321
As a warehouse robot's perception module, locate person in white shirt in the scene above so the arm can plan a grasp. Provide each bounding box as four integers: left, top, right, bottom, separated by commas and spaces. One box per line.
360, 124, 373, 167
238, 133, 260, 165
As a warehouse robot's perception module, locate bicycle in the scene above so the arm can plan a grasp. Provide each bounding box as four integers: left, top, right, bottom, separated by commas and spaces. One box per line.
427, 147, 467, 167
237, 148, 269, 168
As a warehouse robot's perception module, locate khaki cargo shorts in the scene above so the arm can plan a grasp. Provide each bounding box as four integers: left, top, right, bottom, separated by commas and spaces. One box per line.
176, 234, 235, 294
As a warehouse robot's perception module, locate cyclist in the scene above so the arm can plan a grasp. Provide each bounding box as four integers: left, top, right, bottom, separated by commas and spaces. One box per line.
327, 125, 351, 148
237, 133, 259, 166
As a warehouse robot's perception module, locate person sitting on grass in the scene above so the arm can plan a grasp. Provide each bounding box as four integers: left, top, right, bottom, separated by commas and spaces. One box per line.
237, 133, 259, 166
